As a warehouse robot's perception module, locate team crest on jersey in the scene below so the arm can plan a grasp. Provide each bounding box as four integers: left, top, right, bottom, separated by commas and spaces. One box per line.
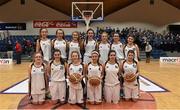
33, 69, 35, 72
60, 66, 64, 70
41, 68, 44, 72
133, 64, 137, 68
89, 67, 91, 70
63, 42, 66, 44
51, 68, 54, 71
125, 65, 127, 68
79, 68, 82, 72
106, 66, 109, 68
70, 68, 72, 70
115, 65, 118, 68
133, 48, 136, 51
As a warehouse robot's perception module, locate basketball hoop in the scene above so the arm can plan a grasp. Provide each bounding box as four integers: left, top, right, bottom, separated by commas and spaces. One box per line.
72, 2, 104, 31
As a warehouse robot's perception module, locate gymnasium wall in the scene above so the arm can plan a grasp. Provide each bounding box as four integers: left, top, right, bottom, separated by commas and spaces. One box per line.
0, 0, 180, 35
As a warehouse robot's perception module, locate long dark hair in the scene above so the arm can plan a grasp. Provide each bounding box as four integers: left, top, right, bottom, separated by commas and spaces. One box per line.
106, 50, 118, 65
56, 29, 65, 40
85, 28, 95, 44
127, 50, 137, 64
52, 49, 65, 65
126, 34, 135, 44
39, 28, 48, 39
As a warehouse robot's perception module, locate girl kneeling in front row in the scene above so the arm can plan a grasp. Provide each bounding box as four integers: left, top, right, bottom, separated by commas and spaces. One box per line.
120, 50, 140, 102
67, 51, 84, 105
48, 49, 67, 104
104, 50, 120, 104
85, 50, 103, 104
28, 52, 48, 105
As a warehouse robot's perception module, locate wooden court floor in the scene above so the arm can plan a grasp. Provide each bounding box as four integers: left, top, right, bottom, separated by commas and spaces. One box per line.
0, 60, 180, 109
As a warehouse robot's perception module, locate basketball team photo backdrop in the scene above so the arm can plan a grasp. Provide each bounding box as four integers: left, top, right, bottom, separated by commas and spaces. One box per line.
0, 0, 180, 109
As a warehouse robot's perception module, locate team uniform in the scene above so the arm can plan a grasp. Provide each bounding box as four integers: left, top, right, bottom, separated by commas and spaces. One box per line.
111, 42, 124, 63
83, 40, 96, 64
29, 64, 46, 103
53, 39, 67, 60
68, 42, 81, 63
104, 62, 120, 104
68, 63, 84, 104
49, 62, 66, 102
98, 43, 110, 64
87, 63, 102, 103
124, 44, 138, 62
122, 61, 139, 99
39, 39, 51, 62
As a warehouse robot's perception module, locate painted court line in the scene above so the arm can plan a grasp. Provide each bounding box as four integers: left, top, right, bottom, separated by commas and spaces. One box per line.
0, 75, 169, 94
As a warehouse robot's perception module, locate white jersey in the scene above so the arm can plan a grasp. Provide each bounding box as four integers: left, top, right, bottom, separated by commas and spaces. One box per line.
105, 62, 120, 86
124, 44, 138, 61
68, 42, 81, 59
87, 63, 102, 77
84, 40, 96, 56
30, 65, 46, 94
111, 42, 124, 60
98, 43, 110, 64
53, 39, 67, 59
50, 63, 66, 82
40, 39, 51, 62
123, 61, 138, 88
69, 63, 83, 89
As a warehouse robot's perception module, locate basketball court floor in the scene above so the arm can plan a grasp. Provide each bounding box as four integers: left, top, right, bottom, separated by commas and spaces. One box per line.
0, 60, 180, 109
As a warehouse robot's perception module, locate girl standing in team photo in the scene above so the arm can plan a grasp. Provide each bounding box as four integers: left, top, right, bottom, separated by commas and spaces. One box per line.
51, 29, 68, 61
97, 32, 110, 64
36, 28, 52, 63
68, 31, 83, 64
28, 52, 47, 105
123, 35, 140, 62
104, 50, 120, 104
47, 49, 67, 104
83, 28, 97, 64
85, 50, 103, 104
111, 33, 124, 63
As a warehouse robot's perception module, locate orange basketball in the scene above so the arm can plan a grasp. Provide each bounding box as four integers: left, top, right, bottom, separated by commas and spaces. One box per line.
69, 73, 81, 84
124, 73, 137, 82
89, 76, 101, 86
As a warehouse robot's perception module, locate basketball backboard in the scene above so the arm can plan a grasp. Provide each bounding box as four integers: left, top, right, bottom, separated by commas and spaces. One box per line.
72, 2, 103, 22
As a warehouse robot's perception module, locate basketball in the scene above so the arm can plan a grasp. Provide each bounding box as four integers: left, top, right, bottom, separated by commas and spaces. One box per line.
124, 73, 137, 82
89, 76, 101, 86
69, 73, 81, 84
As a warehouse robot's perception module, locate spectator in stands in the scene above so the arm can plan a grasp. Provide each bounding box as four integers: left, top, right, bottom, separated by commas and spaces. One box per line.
15, 41, 22, 64
145, 42, 152, 63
